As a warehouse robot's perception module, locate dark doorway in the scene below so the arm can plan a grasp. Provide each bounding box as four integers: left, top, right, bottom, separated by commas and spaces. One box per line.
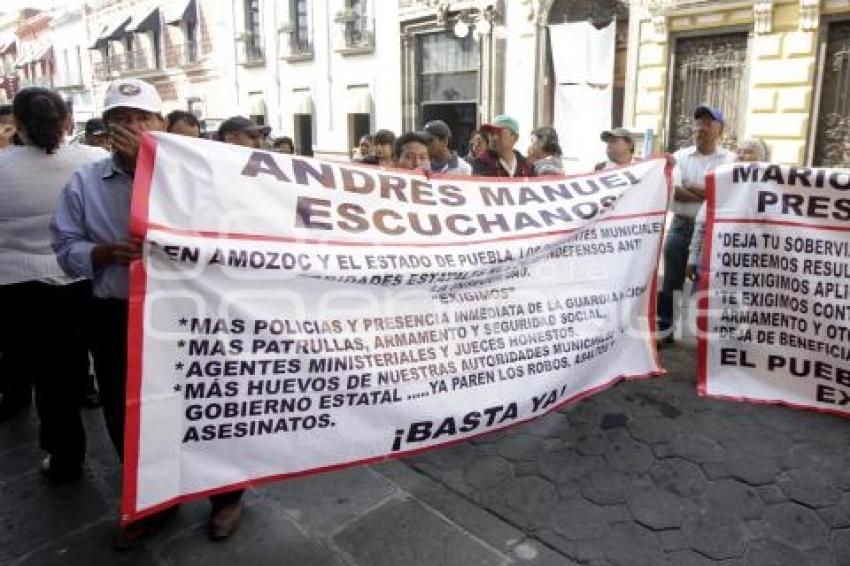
294, 113, 313, 156
348, 113, 370, 158
415, 30, 480, 155
422, 102, 477, 158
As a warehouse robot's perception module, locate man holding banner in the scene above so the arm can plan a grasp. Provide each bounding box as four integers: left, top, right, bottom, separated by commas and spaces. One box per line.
658, 105, 734, 346
112, 122, 670, 526
51, 78, 243, 547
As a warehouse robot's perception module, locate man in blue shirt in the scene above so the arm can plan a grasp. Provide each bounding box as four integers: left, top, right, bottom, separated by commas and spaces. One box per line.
51, 78, 243, 547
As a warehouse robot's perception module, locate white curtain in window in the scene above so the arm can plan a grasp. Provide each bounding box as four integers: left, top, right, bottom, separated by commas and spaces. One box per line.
419, 32, 479, 74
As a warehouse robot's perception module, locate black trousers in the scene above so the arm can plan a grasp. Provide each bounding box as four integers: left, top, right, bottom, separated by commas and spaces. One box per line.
90, 298, 243, 508
0, 280, 89, 466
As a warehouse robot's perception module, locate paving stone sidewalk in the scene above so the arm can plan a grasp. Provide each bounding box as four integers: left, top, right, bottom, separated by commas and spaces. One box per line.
1, 343, 848, 566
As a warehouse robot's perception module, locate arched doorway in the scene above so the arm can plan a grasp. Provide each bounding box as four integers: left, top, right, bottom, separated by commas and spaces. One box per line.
540, 0, 629, 128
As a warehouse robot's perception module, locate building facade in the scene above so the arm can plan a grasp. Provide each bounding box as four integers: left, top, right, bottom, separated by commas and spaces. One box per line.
14, 9, 54, 92
51, 4, 97, 126
266, 0, 403, 159
86, 0, 237, 129
0, 11, 20, 104
2, 0, 849, 168
629, 0, 850, 167
395, 0, 633, 168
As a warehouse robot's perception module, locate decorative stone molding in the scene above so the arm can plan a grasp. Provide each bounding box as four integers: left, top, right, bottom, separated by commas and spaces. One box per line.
800, 0, 820, 31
436, 1, 450, 26
651, 14, 667, 43
753, 0, 773, 34
533, 0, 549, 26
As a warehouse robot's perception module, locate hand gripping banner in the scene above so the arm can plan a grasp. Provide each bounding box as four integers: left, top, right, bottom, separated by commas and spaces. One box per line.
698, 163, 850, 418
122, 132, 669, 522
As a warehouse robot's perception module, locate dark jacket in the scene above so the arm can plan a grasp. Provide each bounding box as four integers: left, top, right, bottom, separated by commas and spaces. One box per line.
355, 155, 380, 165
471, 149, 535, 178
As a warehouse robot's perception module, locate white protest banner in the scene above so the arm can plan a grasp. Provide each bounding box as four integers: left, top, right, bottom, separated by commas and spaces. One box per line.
122, 132, 669, 523
698, 163, 850, 417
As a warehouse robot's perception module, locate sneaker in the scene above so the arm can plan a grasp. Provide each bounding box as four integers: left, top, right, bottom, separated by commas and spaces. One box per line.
208, 501, 242, 540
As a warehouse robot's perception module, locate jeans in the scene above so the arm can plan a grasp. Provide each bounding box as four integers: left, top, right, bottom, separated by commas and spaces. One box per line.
657, 215, 695, 334
91, 298, 244, 507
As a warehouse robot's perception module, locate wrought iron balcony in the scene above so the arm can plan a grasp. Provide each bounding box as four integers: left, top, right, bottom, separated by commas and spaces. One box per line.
238, 32, 265, 66
281, 30, 313, 61
54, 72, 84, 88
397, 0, 444, 7
165, 42, 200, 67
93, 49, 160, 80
335, 12, 374, 54
20, 75, 52, 88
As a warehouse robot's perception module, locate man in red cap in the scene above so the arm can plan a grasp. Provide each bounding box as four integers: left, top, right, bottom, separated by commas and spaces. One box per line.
471, 115, 534, 177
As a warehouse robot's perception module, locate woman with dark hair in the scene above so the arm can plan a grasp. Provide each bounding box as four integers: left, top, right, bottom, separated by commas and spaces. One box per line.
0, 87, 107, 479
527, 126, 565, 176
467, 129, 490, 161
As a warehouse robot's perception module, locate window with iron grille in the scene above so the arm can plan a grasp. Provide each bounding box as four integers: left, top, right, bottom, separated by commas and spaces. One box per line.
243, 0, 262, 62
295, 0, 309, 49
667, 32, 749, 151
341, 0, 370, 50
814, 19, 850, 167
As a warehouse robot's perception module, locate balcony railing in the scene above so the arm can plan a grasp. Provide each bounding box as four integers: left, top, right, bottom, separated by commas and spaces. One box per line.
165, 42, 200, 67
238, 32, 265, 66
335, 13, 374, 54
93, 49, 160, 80
281, 30, 313, 61
54, 73, 84, 88
20, 75, 53, 88
398, 0, 444, 7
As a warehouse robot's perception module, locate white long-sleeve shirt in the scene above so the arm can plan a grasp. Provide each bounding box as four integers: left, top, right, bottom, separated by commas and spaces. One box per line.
671, 145, 734, 218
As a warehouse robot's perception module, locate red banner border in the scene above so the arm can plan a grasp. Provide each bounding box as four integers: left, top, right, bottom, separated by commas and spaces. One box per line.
696, 168, 850, 420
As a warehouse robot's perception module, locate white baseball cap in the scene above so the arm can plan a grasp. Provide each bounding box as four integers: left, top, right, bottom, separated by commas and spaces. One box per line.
103, 78, 162, 114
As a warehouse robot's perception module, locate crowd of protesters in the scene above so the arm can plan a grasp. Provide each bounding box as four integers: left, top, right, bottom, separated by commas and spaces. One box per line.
0, 75, 768, 551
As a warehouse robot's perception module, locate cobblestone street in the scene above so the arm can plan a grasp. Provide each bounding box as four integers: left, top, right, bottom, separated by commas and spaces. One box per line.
1, 343, 848, 566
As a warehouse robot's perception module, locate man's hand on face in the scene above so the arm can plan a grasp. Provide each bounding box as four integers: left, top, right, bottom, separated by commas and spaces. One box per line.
109, 124, 142, 160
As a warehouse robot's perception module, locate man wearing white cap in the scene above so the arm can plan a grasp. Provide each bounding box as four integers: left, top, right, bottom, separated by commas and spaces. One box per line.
51, 78, 244, 547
